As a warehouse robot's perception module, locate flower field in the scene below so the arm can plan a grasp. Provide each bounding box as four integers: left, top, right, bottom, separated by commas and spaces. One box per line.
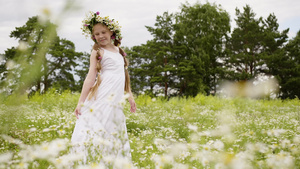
0, 90, 300, 169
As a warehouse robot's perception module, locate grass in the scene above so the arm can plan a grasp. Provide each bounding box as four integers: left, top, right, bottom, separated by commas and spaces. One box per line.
0, 90, 300, 168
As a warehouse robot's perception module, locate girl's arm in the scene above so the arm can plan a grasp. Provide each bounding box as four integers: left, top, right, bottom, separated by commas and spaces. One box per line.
74, 50, 98, 118
127, 86, 136, 113
128, 87, 134, 101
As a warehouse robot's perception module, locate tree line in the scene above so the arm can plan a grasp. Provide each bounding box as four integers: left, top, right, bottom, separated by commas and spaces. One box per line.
0, 16, 90, 97
0, 2, 299, 99
126, 3, 300, 99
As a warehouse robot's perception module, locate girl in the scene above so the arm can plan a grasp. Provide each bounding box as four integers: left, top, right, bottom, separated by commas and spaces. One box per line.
70, 11, 136, 165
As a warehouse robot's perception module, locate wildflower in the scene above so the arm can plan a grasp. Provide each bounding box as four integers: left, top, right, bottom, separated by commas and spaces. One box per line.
187, 123, 198, 132
179, 151, 191, 160
266, 151, 294, 169
280, 139, 291, 148
6, 60, 16, 70
1, 134, 23, 145
170, 143, 187, 156
89, 107, 94, 113
42, 128, 50, 132
267, 129, 286, 137
293, 135, 300, 144
31, 139, 68, 159
18, 41, 28, 51
57, 129, 66, 136
213, 140, 224, 151
29, 127, 37, 132
0, 152, 13, 163
107, 93, 115, 101
156, 154, 174, 165
202, 157, 209, 166
203, 145, 210, 151
230, 157, 252, 169
113, 157, 136, 169
146, 145, 153, 150
173, 163, 189, 169
17, 162, 28, 169
119, 92, 130, 105
215, 163, 226, 169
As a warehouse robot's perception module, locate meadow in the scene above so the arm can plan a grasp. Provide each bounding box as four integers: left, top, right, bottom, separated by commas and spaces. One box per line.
0, 90, 300, 169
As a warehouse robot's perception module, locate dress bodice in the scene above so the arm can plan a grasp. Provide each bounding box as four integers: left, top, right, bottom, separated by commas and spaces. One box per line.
100, 48, 124, 76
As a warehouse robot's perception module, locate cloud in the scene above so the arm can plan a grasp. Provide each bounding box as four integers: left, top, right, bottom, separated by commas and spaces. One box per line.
0, 0, 299, 54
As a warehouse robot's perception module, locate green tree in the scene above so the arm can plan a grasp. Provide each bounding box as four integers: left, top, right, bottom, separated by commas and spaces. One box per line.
279, 30, 300, 98
128, 12, 177, 98
73, 52, 90, 92
145, 12, 177, 97
260, 13, 289, 75
174, 2, 230, 96
128, 2, 230, 97
226, 5, 264, 81
259, 13, 291, 98
127, 45, 156, 96
0, 16, 83, 95
47, 38, 83, 92
225, 5, 295, 98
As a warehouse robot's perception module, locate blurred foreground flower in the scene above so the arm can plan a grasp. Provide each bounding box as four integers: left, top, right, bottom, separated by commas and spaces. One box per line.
219, 77, 278, 98
18, 41, 28, 51
0, 152, 13, 163
6, 60, 16, 70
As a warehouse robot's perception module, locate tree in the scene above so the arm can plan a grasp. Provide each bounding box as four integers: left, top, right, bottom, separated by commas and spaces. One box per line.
279, 30, 300, 98
225, 5, 296, 98
174, 2, 230, 96
127, 44, 157, 97
73, 52, 90, 92
226, 5, 264, 81
47, 38, 83, 92
145, 12, 177, 97
259, 13, 292, 98
128, 12, 177, 98
128, 2, 230, 97
0, 16, 83, 95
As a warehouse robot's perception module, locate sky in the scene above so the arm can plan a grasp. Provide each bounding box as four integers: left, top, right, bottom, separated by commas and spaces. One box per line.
0, 0, 299, 54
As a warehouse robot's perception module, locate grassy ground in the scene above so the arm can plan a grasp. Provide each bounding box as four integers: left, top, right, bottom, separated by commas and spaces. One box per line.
0, 90, 300, 168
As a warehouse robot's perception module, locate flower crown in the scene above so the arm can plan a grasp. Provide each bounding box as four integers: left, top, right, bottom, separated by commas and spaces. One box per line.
81, 11, 122, 43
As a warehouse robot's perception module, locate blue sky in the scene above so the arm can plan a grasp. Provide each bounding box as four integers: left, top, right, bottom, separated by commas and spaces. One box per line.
0, 0, 299, 54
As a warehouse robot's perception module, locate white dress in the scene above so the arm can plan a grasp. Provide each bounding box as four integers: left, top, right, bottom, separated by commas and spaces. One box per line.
70, 48, 131, 165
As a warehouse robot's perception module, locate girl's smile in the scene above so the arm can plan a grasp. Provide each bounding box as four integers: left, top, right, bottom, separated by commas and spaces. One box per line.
93, 23, 113, 47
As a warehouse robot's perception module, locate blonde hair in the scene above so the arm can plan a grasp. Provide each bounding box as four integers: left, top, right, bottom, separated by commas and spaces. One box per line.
87, 27, 131, 100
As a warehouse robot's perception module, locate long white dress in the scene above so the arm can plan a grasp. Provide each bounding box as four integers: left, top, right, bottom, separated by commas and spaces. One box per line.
70, 48, 131, 165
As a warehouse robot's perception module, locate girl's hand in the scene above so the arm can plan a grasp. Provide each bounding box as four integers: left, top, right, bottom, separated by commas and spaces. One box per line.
129, 98, 136, 113
74, 104, 82, 119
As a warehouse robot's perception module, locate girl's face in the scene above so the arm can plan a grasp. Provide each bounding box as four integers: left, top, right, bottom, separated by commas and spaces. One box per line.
93, 24, 113, 46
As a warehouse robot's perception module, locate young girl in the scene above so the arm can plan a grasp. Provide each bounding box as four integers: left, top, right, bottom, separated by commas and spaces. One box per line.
70, 11, 136, 165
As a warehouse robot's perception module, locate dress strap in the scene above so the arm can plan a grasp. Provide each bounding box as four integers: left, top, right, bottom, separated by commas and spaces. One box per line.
100, 47, 119, 54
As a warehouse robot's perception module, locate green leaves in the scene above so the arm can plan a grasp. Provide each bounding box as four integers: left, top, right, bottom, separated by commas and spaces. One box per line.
279, 30, 300, 98
0, 16, 84, 98
127, 2, 299, 99
128, 2, 231, 97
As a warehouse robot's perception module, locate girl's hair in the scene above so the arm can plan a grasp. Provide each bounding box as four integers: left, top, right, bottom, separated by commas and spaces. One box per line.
87, 25, 131, 100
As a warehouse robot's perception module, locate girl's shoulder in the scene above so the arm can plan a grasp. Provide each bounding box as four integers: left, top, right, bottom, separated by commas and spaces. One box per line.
98, 48, 105, 56
100, 45, 119, 54
92, 48, 104, 56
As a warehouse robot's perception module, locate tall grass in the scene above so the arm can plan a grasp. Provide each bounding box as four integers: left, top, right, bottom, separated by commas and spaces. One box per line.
1, 91, 299, 168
